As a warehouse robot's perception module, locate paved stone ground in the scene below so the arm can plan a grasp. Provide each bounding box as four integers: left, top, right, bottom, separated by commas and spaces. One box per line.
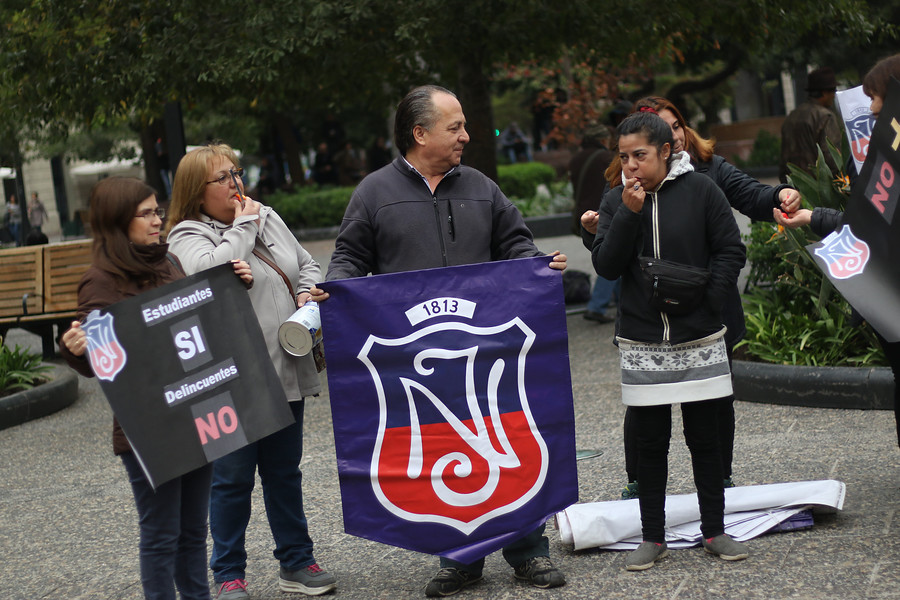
2, 235, 899, 599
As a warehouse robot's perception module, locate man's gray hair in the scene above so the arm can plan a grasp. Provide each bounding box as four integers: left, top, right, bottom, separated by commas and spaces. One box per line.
394, 85, 456, 156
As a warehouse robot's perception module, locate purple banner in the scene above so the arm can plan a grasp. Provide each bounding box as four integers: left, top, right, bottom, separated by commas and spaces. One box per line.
319, 257, 577, 563
807, 77, 900, 342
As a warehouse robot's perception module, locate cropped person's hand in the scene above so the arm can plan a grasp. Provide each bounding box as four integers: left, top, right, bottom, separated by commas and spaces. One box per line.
297, 291, 313, 308
581, 210, 599, 235
61, 321, 87, 357
309, 285, 330, 303
773, 207, 812, 229
622, 177, 646, 213
548, 251, 567, 271
779, 188, 802, 213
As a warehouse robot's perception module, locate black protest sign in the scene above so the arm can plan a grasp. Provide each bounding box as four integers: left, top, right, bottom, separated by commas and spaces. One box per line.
84, 263, 293, 488
807, 77, 900, 342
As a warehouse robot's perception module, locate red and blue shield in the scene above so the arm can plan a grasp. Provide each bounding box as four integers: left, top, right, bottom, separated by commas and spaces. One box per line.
813, 225, 870, 280
361, 318, 547, 535
84, 311, 127, 381
847, 114, 874, 166
320, 257, 577, 563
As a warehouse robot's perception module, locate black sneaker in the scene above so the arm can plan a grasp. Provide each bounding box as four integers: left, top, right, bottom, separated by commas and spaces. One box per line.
583, 310, 613, 323
513, 556, 565, 589
424, 568, 482, 597
279, 563, 336, 595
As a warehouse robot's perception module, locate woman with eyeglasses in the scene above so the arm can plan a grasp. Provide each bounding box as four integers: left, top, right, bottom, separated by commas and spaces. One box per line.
59, 176, 252, 600
165, 144, 336, 599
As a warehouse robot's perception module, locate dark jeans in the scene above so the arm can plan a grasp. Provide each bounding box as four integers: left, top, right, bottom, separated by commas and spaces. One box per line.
209, 400, 314, 582
632, 399, 726, 543
625, 347, 735, 481
439, 523, 549, 575
120, 451, 213, 600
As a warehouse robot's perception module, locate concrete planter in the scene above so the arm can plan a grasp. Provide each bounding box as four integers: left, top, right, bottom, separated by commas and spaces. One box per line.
523, 213, 573, 238
732, 359, 894, 410
0, 365, 79, 430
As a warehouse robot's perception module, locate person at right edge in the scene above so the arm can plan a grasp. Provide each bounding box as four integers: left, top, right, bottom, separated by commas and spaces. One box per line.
591, 111, 749, 571
776, 53, 900, 453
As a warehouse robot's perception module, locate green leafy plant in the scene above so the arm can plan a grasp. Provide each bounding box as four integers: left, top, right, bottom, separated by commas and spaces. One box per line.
738, 142, 886, 366
497, 162, 557, 199
264, 186, 356, 229
508, 180, 574, 217
0, 341, 52, 397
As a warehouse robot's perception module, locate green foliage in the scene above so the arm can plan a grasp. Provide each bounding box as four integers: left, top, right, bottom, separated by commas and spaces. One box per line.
264, 186, 355, 229
497, 162, 557, 199
0, 342, 52, 397
508, 180, 574, 218
734, 130, 781, 168
738, 143, 885, 366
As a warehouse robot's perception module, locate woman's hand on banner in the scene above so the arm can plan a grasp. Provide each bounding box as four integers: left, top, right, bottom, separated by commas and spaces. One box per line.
230, 259, 253, 288
62, 321, 87, 357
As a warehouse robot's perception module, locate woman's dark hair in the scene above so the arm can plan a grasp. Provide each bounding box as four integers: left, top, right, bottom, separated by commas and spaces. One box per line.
394, 85, 456, 156
604, 97, 714, 186
89, 176, 162, 286
862, 53, 900, 101
616, 111, 674, 152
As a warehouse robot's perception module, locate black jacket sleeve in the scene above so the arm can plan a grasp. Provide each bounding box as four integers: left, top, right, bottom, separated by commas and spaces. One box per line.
810, 207, 844, 237
591, 186, 642, 280
698, 156, 791, 222
701, 181, 747, 313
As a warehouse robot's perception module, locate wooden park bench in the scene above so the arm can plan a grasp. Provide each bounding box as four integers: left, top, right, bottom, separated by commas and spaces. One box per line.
0, 240, 93, 358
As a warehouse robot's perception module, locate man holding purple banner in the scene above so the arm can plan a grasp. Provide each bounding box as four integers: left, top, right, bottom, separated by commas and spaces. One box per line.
311, 85, 568, 596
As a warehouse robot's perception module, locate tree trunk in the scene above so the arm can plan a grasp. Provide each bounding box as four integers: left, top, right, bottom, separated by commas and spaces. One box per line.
456, 53, 497, 183
274, 112, 306, 188
139, 124, 167, 202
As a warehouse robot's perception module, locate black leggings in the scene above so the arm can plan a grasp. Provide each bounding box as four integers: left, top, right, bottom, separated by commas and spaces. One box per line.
625, 398, 734, 481
632, 398, 727, 543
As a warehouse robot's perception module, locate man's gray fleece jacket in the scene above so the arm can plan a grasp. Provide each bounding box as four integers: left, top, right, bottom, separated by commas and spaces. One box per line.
326, 157, 543, 279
